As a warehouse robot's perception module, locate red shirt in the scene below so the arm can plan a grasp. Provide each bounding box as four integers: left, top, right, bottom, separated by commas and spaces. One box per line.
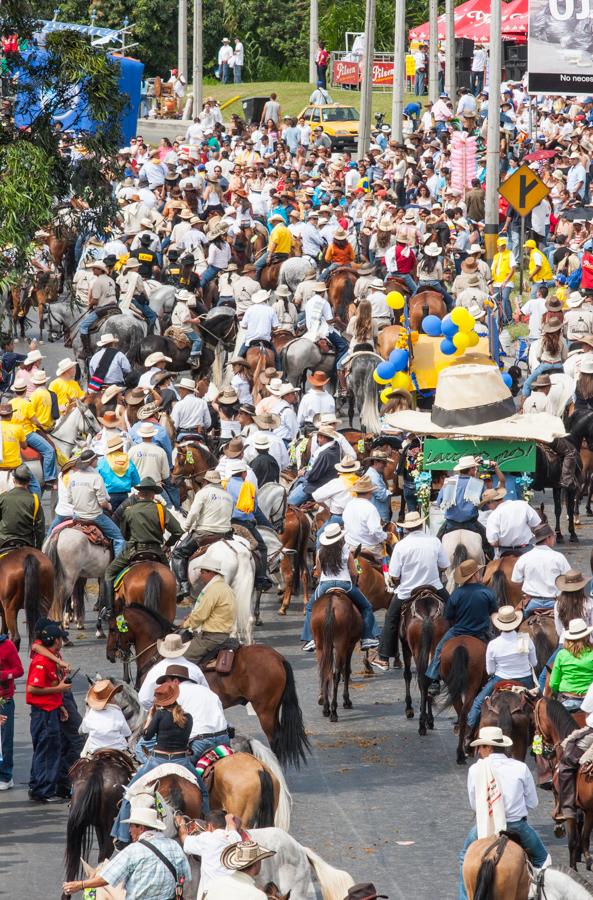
0, 637, 23, 700
26, 652, 62, 711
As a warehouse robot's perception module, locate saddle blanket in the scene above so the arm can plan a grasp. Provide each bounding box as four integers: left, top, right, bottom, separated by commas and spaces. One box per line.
195, 744, 233, 779
113, 567, 131, 591
125, 763, 199, 797
52, 519, 111, 548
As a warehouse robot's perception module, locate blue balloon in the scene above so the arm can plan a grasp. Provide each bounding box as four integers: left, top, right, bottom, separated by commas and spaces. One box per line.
422, 314, 442, 337
440, 338, 457, 356
441, 314, 459, 339
376, 360, 397, 381
502, 372, 513, 388
388, 348, 409, 371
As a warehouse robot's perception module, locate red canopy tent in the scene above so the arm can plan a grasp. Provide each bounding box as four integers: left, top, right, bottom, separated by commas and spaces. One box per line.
409, 0, 496, 42
501, 0, 528, 36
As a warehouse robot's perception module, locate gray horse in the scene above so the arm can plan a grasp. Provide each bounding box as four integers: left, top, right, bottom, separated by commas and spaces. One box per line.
282, 337, 335, 390
44, 298, 146, 362
43, 528, 111, 635
279, 257, 316, 293
346, 351, 383, 432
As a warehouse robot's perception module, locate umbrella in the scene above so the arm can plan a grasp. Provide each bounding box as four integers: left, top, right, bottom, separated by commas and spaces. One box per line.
557, 207, 593, 222
523, 149, 557, 162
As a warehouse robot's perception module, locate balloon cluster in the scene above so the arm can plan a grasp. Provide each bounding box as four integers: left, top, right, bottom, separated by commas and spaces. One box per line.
421, 307, 480, 357
373, 323, 418, 402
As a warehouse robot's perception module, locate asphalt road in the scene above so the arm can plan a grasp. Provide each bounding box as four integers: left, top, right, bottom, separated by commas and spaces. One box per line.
2, 335, 593, 899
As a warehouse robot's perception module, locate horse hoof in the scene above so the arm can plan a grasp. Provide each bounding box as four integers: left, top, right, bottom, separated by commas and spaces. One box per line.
456, 754, 467, 766
570, 533, 579, 544
95, 631, 106, 640
330, 713, 338, 723
76, 623, 84, 631
587, 508, 593, 516
428, 720, 435, 730
322, 708, 330, 717
554, 823, 566, 839
419, 725, 427, 736
556, 532, 564, 544
405, 709, 414, 719
343, 700, 353, 709
63, 639, 73, 648
255, 617, 263, 627
278, 607, 287, 616
318, 696, 324, 706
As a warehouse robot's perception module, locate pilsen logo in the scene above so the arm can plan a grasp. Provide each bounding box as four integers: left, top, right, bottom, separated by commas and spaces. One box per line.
333, 60, 359, 84
372, 61, 394, 84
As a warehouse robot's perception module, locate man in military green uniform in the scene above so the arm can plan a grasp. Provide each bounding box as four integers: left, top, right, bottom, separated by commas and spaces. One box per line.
0, 465, 45, 549
103, 477, 183, 608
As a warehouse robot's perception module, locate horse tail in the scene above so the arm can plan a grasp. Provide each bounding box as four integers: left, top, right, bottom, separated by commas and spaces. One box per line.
442, 645, 469, 710
144, 572, 162, 614
340, 273, 355, 318
473, 856, 498, 900
247, 739, 292, 831
452, 542, 469, 568
271, 659, 311, 769
254, 769, 275, 828
496, 695, 514, 744
303, 846, 355, 898
64, 765, 103, 882
359, 359, 381, 433
23, 553, 41, 645
44, 534, 65, 619
417, 618, 434, 679
490, 569, 510, 607
532, 626, 554, 676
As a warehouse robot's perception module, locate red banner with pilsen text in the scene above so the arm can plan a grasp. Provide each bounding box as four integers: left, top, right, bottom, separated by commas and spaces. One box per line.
371, 60, 395, 85
332, 59, 359, 85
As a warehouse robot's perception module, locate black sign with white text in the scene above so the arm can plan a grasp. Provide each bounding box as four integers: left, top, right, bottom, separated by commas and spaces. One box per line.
528, 0, 593, 94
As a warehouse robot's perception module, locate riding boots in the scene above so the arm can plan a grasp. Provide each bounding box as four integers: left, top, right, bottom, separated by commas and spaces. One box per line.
80, 333, 92, 358
557, 727, 593, 820
171, 534, 199, 598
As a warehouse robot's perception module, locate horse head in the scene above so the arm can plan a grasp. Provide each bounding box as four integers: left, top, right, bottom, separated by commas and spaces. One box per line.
106, 609, 133, 665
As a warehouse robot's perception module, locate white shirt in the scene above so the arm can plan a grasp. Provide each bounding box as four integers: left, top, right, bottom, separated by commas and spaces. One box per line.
511, 543, 571, 598
183, 829, 242, 899
312, 476, 356, 516
171, 395, 211, 432
243, 430, 289, 469
342, 497, 386, 550
485, 500, 541, 548
520, 297, 547, 341
241, 304, 279, 343
138, 367, 161, 389
80, 704, 131, 753
218, 44, 234, 65
233, 42, 244, 66
230, 373, 252, 406
139, 656, 208, 710
472, 48, 488, 72
208, 241, 231, 269
275, 401, 298, 442
205, 870, 267, 900
486, 631, 537, 679
468, 754, 538, 822
178, 681, 228, 739
388, 531, 450, 599
297, 388, 335, 426
579, 681, 593, 728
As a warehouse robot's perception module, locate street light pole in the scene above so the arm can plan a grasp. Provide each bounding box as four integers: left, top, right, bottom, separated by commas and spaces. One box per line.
358, 0, 377, 160
428, 0, 439, 103
192, 0, 203, 119
484, 0, 502, 261
391, 0, 406, 143
309, 0, 319, 85
178, 0, 187, 79
445, 0, 456, 101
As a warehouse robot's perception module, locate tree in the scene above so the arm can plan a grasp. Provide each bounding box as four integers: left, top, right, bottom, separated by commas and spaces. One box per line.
0, 1, 124, 286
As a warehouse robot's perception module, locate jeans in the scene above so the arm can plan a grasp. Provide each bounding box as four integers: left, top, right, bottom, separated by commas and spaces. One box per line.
327, 330, 349, 366
287, 477, 311, 507
92, 513, 126, 555
234, 65, 242, 83
200, 265, 221, 288
255, 251, 269, 275
80, 311, 98, 335
316, 64, 327, 88
403, 484, 419, 513
414, 70, 426, 95
131, 298, 157, 330
162, 477, 181, 510
29, 706, 62, 799
0, 698, 15, 782
389, 273, 417, 294
23, 467, 41, 499
26, 432, 58, 483
187, 330, 203, 356
523, 363, 563, 397
493, 285, 513, 323
467, 674, 535, 729
530, 279, 556, 298
320, 262, 340, 282
59, 691, 83, 791
415, 280, 455, 311
458, 821, 548, 899
109, 492, 129, 513
539, 647, 560, 693
425, 627, 488, 682
301, 580, 377, 642
222, 62, 231, 84
523, 598, 555, 618
190, 731, 231, 760
471, 71, 484, 95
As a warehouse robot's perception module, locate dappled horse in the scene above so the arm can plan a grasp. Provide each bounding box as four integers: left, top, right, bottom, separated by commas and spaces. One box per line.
400, 587, 448, 736
440, 635, 487, 765
0, 548, 54, 648
44, 527, 111, 628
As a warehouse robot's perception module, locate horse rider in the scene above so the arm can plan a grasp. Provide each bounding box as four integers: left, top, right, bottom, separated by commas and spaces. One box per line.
425, 559, 498, 696
104, 476, 183, 609
254, 212, 292, 280
363, 449, 392, 523
482, 488, 541, 556
303, 282, 349, 371
237, 289, 282, 371
170, 290, 204, 362
9, 374, 58, 489
225, 458, 273, 592
171, 470, 234, 601
175, 810, 242, 900
465, 605, 538, 740
511, 522, 571, 618
556, 672, 593, 824
372, 510, 450, 674
138, 634, 208, 714
154, 664, 231, 760
182, 554, 237, 665
436, 454, 504, 558
116, 257, 158, 334
458, 726, 549, 899
48, 358, 85, 413
0, 402, 42, 497
0, 465, 44, 549
521, 378, 578, 487
342, 475, 389, 561
287, 425, 341, 506
88, 333, 132, 392
170, 377, 211, 439
79, 260, 118, 358
311, 456, 361, 541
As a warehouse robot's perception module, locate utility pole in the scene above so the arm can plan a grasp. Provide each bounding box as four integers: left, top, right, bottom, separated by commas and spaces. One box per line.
391, 0, 406, 143
309, 0, 318, 85
357, 0, 377, 160
445, 0, 456, 101
192, 0, 203, 119
178, 0, 187, 79
428, 0, 439, 103
484, 0, 501, 261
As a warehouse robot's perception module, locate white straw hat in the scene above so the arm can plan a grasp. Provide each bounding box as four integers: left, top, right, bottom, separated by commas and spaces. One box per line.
453, 455, 479, 472
469, 726, 513, 748
491, 604, 523, 632
122, 806, 166, 831
56, 358, 77, 376
565, 617, 593, 640
319, 523, 345, 545
97, 333, 119, 348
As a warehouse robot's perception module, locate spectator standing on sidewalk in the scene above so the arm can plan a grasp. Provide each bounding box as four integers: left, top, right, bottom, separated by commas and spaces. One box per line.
0, 633, 23, 790
218, 38, 234, 85
233, 38, 244, 84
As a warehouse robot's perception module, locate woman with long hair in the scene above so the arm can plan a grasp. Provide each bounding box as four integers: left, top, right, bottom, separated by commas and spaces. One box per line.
524, 320, 568, 396
549, 618, 593, 708
538, 569, 593, 691
346, 299, 374, 350
300, 523, 379, 652
574, 362, 593, 415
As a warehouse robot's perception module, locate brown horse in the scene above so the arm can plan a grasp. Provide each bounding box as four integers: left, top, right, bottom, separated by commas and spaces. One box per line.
311, 589, 364, 723
400, 587, 448, 735
64, 750, 136, 889
327, 267, 358, 321
483, 555, 523, 609
105, 605, 310, 768
462, 834, 529, 900
208, 752, 286, 828
355, 553, 392, 612
260, 262, 283, 290
376, 324, 404, 360
114, 561, 177, 624
409, 290, 447, 330
479, 686, 534, 762
440, 636, 487, 765
171, 440, 218, 500
519, 612, 558, 677
278, 507, 311, 615
0, 548, 54, 648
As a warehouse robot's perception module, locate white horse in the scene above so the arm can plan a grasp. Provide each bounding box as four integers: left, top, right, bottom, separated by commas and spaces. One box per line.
188, 535, 255, 644
527, 867, 593, 899
253, 827, 354, 900
43, 528, 111, 632
51, 399, 101, 458
258, 482, 287, 530
441, 528, 485, 594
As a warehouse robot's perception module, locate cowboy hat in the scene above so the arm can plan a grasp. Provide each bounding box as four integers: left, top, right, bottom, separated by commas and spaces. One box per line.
491, 604, 523, 632
453, 455, 479, 472
138, 423, 157, 438
253, 412, 281, 431
227, 458, 247, 475
137, 476, 162, 491
377, 219, 394, 235
90, 260, 108, 273
153, 682, 180, 707
455, 559, 485, 585
259, 367, 280, 385
125, 388, 145, 407
77, 449, 97, 465
564, 617, 593, 640
533, 522, 555, 544
0, 404, 12, 416
556, 569, 590, 593
252, 289, 271, 304
86, 679, 123, 711
137, 402, 160, 421
308, 371, 330, 388
217, 388, 239, 405
200, 469, 221, 485
157, 633, 191, 658
345, 885, 389, 900
319, 523, 345, 546
156, 664, 192, 684
465, 273, 482, 288
24, 349, 44, 365
106, 434, 125, 452
461, 257, 478, 274
198, 552, 225, 574
274, 285, 291, 298
179, 209, 193, 220
400, 510, 426, 529
479, 487, 507, 506
175, 377, 196, 392
101, 384, 124, 405
224, 437, 245, 458
580, 357, 593, 376
145, 352, 172, 367
567, 291, 584, 308
469, 726, 513, 749
12, 377, 27, 392
545, 297, 563, 312
423, 242, 441, 257
221, 839, 276, 871
542, 320, 563, 335
277, 382, 300, 398
229, 356, 251, 368
351, 475, 375, 494
335, 457, 361, 474
97, 333, 119, 348
98, 410, 119, 427
122, 807, 166, 831
312, 281, 328, 293
363, 449, 390, 465
266, 378, 285, 397
269, 213, 285, 225
317, 425, 338, 440
56, 358, 77, 377
31, 371, 48, 385
531, 374, 552, 389
253, 434, 272, 451
466, 303, 486, 320
124, 257, 141, 270
403, 210, 417, 223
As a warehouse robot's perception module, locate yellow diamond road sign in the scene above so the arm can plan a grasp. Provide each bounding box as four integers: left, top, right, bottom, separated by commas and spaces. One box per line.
498, 165, 550, 218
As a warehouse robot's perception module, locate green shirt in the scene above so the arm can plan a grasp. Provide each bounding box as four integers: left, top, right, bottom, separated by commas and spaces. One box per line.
120, 499, 183, 547
550, 647, 593, 696
0, 486, 44, 549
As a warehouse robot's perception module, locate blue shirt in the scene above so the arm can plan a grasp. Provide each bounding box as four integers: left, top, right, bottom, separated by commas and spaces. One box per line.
97, 456, 141, 494
445, 583, 498, 637
367, 466, 391, 522
226, 474, 258, 522
130, 421, 173, 465
404, 102, 421, 117
437, 475, 484, 523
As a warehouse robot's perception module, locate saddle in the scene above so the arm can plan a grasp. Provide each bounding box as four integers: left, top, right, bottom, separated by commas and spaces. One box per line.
52, 519, 112, 549
325, 266, 358, 287
198, 745, 234, 793
194, 531, 234, 551
164, 325, 191, 350
88, 304, 120, 334
21, 445, 41, 462
404, 586, 444, 621
200, 638, 241, 674
521, 607, 555, 623
0, 538, 30, 552
231, 524, 259, 552
356, 549, 383, 571
128, 549, 163, 565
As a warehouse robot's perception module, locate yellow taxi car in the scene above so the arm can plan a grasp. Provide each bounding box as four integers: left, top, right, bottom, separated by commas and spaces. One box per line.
297, 104, 359, 151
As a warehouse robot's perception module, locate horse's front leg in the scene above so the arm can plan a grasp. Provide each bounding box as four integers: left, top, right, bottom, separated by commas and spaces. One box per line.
278, 554, 292, 616
553, 487, 564, 542
253, 587, 263, 627
5, 602, 20, 651
402, 639, 414, 721
567, 488, 579, 543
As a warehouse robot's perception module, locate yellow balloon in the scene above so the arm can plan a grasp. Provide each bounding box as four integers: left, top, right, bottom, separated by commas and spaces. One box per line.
373, 369, 391, 385
391, 371, 412, 390
460, 313, 475, 332
450, 307, 466, 327
467, 330, 480, 348
386, 290, 405, 310
452, 331, 470, 351
380, 386, 393, 404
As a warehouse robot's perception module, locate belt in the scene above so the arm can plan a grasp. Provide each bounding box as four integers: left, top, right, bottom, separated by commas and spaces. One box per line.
153, 749, 187, 758
191, 728, 228, 741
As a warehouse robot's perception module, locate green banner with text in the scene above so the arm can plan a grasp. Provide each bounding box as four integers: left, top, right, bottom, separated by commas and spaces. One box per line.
423, 439, 536, 472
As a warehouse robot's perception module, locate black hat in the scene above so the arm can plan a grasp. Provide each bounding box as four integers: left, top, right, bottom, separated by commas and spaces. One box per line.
40, 621, 69, 644
140, 233, 152, 245
103, 254, 117, 266
345, 885, 388, 900
137, 476, 162, 492
181, 254, 195, 265
77, 449, 97, 465
13, 464, 32, 482
168, 249, 180, 260
239, 403, 256, 417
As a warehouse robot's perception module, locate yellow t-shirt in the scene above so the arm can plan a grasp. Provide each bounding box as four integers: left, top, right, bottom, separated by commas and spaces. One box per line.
269, 223, 292, 256
0, 421, 25, 469
28, 388, 54, 431
49, 377, 84, 413
10, 396, 33, 436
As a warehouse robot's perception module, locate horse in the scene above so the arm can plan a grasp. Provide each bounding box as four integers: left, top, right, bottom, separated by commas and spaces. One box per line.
11, 273, 59, 339
327, 268, 358, 322
135, 334, 191, 372
479, 687, 534, 762
171, 440, 218, 500
51, 400, 102, 460
519, 612, 558, 677
188, 536, 256, 644
441, 530, 485, 594
409, 290, 447, 330
258, 482, 287, 532
278, 257, 316, 293
311, 589, 364, 723
483, 554, 523, 609
400, 587, 448, 736
355, 552, 392, 612
260, 261, 283, 290
114, 561, 177, 624
440, 636, 487, 765
0, 548, 54, 648
105, 605, 311, 768
43, 528, 111, 630
346, 351, 383, 433
462, 833, 530, 900
533, 434, 586, 543
64, 750, 136, 889
277, 507, 310, 616
43, 298, 146, 363
282, 337, 335, 391
208, 751, 290, 829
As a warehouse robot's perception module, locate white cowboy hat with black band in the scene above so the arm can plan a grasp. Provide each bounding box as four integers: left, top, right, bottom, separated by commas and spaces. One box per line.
564, 617, 593, 640
491, 604, 523, 632
469, 726, 513, 749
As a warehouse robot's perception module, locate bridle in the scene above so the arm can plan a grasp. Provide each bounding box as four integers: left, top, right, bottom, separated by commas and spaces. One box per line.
198, 315, 237, 349
533, 699, 560, 759
108, 614, 163, 684
530, 867, 550, 900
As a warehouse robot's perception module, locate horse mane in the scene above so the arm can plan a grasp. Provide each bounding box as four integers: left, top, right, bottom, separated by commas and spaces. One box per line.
127, 603, 175, 634
567, 409, 593, 444
544, 697, 579, 740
